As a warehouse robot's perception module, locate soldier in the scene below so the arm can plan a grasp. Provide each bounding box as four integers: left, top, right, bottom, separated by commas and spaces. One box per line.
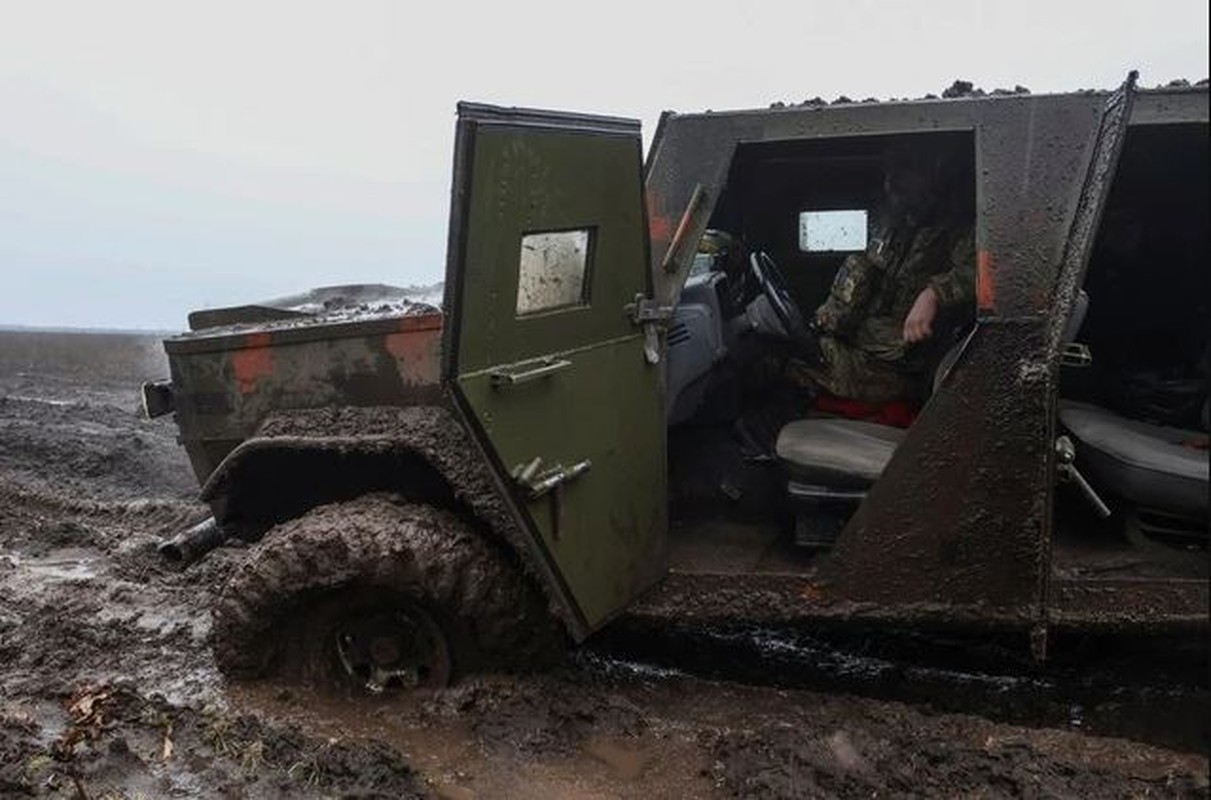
803, 143, 976, 406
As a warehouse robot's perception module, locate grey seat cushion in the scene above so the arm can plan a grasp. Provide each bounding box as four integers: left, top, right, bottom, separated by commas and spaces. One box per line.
1060, 400, 1209, 515
775, 418, 907, 488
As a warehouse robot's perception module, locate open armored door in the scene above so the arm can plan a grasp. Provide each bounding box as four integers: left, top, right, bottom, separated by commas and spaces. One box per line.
442, 103, 667, 640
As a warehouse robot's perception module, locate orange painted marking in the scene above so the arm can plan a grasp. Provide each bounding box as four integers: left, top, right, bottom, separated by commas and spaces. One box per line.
646, 189, 673, 248
386, 317, 442, 384
977, 249, 997, 313
231, 332, 274, 395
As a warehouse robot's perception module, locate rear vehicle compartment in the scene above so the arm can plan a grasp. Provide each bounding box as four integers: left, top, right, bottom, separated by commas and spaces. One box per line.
1052, 121, 1209, 580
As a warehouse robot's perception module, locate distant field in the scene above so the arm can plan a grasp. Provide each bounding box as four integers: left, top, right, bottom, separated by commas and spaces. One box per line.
0, 324, 179, 335
0, 328, 171, 404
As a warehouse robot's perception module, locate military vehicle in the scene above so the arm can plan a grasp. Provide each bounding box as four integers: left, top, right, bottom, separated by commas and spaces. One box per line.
145, 74, 1208, 690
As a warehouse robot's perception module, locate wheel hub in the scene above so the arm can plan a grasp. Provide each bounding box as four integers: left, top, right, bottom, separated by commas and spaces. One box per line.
334, 605, 451, 692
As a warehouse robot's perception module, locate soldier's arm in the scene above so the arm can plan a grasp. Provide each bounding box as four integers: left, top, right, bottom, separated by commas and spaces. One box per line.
926, 229, 976, 311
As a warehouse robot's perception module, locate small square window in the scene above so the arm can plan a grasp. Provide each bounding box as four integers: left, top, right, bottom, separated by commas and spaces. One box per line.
516, 229, 592, 316
799, 210, 868, 253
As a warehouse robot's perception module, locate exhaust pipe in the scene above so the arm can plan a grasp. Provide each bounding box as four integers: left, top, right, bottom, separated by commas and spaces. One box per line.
159, 517, 229, 565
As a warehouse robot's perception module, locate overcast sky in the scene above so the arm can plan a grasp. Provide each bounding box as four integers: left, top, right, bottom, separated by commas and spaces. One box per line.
1, 0, 1207, 330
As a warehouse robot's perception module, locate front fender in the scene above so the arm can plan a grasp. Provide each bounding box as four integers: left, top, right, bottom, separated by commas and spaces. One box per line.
201, 405, 579, 634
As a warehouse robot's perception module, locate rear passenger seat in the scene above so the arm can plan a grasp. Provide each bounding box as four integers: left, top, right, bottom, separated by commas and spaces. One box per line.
1059, 400, 1209, 518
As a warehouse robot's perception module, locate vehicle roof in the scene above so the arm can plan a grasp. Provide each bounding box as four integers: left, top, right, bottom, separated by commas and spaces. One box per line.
663, 80, 1209, 123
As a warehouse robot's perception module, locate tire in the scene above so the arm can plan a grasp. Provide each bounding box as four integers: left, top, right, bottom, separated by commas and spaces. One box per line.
211, 494, 562, 688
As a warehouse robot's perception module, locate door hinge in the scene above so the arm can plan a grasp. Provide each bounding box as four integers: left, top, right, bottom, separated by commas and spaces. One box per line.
625, 294, 675, 365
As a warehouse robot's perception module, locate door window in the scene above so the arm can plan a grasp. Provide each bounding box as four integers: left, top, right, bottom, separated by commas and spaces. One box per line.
516, 229, 593, 315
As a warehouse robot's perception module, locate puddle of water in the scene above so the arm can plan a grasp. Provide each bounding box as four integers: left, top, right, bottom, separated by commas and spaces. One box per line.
4, 548, 100, 582
4, 395, 76, 407
226, 681, 715, 800
574, 651, 686, 681
583, 736, 652, 780
229, 683, 476, 767
0, 698, 69, 747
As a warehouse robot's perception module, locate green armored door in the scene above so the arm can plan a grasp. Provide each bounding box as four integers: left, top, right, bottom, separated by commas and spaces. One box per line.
442, 103, 667, 640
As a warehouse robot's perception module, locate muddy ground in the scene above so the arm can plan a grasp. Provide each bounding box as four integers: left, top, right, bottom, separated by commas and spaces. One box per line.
0, 328, 1207, 799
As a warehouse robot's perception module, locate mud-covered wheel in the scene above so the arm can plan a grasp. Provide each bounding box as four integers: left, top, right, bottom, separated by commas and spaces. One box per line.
211, 495, 562, 689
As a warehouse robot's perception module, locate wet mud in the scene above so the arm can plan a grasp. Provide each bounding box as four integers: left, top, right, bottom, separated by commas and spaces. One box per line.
590, 620, 1210, 754
0, 328, 1207, 799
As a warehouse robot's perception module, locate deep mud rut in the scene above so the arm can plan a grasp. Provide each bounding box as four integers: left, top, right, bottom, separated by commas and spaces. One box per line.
0, 329, 1207, 799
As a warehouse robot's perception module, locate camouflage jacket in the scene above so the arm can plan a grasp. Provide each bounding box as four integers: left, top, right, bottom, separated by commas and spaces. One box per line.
804, 222, 975, 404
814, 222, 976, 362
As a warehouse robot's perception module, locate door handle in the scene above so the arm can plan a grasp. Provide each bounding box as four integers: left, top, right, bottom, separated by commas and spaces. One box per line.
490, 357, 571, 387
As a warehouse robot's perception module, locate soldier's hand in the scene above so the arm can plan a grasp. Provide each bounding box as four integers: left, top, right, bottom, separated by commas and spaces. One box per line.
903, 286, 939, 343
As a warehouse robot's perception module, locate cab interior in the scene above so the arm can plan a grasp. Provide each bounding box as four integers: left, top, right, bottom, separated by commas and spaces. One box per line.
662, 125, 1208, 581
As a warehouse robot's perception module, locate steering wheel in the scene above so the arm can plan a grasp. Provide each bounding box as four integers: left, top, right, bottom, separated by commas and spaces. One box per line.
749, 251, 815, 351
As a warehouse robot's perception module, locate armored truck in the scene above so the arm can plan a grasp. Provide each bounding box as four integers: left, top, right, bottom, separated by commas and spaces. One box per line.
147, 75, 1208, 690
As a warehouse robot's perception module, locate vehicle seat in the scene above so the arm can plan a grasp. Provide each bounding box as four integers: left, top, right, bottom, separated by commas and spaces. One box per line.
776, 418, 906, 489
776, 291, 1092, 493
1059, 400, 1209, 516
775, 337, 962, 493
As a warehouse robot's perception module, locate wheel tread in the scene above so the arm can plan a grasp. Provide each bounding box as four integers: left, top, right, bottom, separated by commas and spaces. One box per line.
212, 495, 561, 681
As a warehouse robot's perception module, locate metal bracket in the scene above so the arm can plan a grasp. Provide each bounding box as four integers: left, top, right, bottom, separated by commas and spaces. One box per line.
625, 294, 675, 325
625, 294, 675, 365
623, 182, 710, 367
1060, 342, 1093, 368
1055, 435, 1111, 518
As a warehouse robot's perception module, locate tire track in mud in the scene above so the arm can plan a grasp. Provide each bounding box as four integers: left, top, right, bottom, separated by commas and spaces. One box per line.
0, 475, 429, 798
0, 472, 218, 699
0, 477, 203, 526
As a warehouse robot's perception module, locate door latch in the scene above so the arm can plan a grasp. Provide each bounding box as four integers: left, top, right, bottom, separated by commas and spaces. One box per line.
511, 457, 592, 540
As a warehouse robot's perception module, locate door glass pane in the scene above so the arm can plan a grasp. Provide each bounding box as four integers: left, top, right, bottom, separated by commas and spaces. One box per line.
516, 229, 592, 315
